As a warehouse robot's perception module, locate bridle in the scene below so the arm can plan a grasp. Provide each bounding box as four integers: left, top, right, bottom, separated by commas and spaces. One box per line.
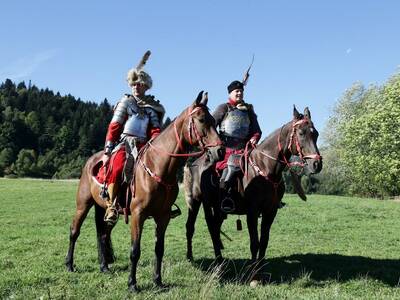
257, 118, 322, 168
147, 105, 222, 158
246, 118, 322, 205
138, 105, 222, 190
280, 118, 322, 165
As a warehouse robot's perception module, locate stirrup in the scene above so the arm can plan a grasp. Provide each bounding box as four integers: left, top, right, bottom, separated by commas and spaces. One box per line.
221, 196, 235, 213
170, 204, 181, 219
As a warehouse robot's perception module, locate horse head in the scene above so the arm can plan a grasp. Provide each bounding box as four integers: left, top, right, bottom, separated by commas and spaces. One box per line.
181, 91, 225, 163
290, 106, 323, 174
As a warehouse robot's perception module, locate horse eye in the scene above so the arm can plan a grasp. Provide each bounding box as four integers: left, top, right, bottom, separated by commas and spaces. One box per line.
198, 118, 205, 124
299, 129, 305, 136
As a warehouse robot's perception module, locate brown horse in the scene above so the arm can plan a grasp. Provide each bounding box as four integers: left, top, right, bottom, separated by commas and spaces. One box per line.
184, 106, 322, 282
65, 91, 224, 292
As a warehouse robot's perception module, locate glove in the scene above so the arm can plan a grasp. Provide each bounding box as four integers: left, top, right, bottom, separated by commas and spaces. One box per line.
249, 136, 258, 146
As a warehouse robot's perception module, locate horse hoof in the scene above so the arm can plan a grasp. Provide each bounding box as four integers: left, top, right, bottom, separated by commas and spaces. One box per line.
250, 279, 261, 288
128, 284, 140, 293
215, 256, 224, 265
154, 281, 166, 289
186, 253, 194, 262
65, 264, 74, 272
100, 265, 110, 273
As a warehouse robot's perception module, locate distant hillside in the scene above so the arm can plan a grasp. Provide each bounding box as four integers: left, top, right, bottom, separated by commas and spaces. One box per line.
0, 79, 113, 178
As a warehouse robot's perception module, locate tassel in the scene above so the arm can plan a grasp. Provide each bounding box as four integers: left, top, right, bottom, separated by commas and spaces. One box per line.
236, 218, 242, 231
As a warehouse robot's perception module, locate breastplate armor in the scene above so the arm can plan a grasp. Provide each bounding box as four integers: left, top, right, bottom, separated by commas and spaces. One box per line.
122, 99, 150, 139
220, 108, 250, 139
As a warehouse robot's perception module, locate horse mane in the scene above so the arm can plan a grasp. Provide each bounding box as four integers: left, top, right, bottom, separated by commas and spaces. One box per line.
151, 103, 210, 146
258, 112, 307, 148
258, 120, 291, 148
151, 107, 187, 145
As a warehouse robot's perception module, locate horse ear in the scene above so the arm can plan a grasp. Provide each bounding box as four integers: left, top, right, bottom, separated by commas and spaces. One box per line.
293, 105, 301, 119
194, 91, 204, 106
304, 107, 311, 120
200, 92, 208, 106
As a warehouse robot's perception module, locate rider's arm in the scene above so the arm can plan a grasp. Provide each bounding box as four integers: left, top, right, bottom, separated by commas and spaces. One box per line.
248, 108, 262, 145
212, 103, 228, 128
147, 108, 162, 139
104, 96, 129, 154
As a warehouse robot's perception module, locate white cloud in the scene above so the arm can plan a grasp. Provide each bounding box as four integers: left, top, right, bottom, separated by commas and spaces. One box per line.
346, 48, 352, 54
0, 49, 58, 80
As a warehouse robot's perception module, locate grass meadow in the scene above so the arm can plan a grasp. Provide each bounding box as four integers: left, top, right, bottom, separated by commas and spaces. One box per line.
0, 178, 399, 299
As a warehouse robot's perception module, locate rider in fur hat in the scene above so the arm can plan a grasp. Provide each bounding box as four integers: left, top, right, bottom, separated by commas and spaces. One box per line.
100, 51, 165, 225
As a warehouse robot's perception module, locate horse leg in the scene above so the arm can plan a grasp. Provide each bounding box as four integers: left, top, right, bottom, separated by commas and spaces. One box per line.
153, 215, 171, 287
246, 211, 259, 262
185, 198, 201, 261
65, 188, 93, 272
258, 208, 278, 261
128, 210, 145, 293
94, 204, 115, 272
203, 204, 223, 262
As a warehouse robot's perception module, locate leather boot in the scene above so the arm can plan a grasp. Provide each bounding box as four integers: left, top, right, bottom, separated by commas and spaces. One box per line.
104, 183, 119, 226
219, 169, 235, 213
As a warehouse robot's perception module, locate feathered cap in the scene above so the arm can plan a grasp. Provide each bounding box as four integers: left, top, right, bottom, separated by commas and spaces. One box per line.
127, 50, 153, 89
227, 54, 254, 94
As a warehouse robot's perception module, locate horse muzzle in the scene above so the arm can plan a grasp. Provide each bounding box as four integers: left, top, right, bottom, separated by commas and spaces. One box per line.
207, 145, 225, 164
304, 155, 323, 174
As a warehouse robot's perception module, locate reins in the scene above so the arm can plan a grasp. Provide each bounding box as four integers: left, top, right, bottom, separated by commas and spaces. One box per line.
241, 118, 322, 205
257, 118, 322, 168
138, 105, 222, 189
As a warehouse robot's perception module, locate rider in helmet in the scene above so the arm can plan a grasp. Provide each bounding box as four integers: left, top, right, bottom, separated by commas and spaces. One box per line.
101, 51, 165, 225
212, 79, 262, 212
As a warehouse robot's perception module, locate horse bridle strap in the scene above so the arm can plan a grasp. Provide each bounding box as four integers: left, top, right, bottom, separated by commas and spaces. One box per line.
276, 119, 321, 167
150, 106, 222, 158
184, 106, 222, 149
288, 119, 322, 161
138, 157, 175, 190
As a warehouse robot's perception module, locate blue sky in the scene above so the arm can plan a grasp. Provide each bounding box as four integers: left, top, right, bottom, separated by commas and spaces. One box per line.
1, 1, 399, 144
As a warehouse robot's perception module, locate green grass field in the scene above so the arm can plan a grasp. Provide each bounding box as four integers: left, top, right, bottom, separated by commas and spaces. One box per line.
1, 178, 399, 299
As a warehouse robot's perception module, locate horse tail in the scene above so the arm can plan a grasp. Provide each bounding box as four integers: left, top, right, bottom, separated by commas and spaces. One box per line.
183, 165, 194, 210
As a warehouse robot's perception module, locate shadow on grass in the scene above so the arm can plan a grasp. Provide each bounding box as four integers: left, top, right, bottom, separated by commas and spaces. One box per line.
193, 253, 400, 287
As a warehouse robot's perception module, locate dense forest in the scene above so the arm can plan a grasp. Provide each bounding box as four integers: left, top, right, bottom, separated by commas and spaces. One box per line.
0, 79, 113, 178
1, 74, 399, 198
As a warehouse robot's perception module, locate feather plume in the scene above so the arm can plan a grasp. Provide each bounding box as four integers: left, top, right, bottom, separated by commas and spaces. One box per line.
136, 50, 151, 70
242, 54, 255, 86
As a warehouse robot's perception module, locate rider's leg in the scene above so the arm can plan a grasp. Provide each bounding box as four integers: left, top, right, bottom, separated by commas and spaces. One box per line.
219, 167, 236, 213
104, 182, 118, 219
104, 148, 126, 225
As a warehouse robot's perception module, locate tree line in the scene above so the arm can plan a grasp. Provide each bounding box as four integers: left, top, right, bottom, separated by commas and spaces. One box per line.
314, 72, 400, 198
1, 74, 399, 198
0, 79, 113, 178
0, 79, 174, 179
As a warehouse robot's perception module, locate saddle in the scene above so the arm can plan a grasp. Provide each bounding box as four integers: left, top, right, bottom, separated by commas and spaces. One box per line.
92, 158, 131, 220
92, 141, 181, 223
91, 142, 138, 224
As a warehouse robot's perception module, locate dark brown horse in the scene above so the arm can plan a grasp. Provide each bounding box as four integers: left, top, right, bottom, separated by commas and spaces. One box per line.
65, 91, 224, 292
184, 106, 322, 282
